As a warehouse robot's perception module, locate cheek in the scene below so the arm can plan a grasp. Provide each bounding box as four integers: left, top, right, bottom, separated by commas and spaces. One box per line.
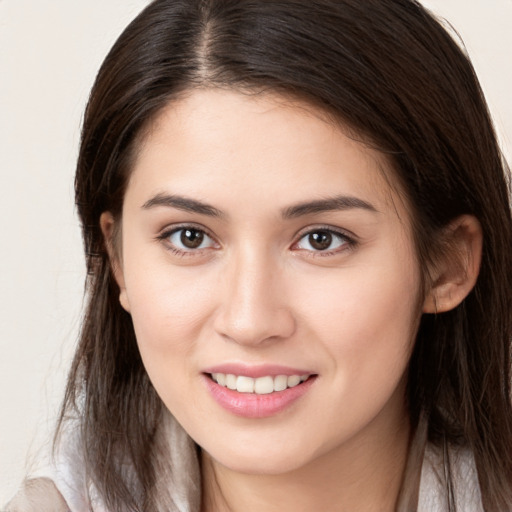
123, 263, 221, 418
284, 255, 421, 447
294, 250, 421, 381
122, 250, 219, 359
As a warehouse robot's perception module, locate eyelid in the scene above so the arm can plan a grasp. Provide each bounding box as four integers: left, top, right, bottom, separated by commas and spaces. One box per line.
156, 223, 220, 254
155, 222, 356, 257
294, 223, 357, 240
291, 225, 357, 255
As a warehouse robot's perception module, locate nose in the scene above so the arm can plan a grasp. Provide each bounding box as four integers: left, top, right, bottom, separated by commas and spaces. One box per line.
212, 246, 296, 346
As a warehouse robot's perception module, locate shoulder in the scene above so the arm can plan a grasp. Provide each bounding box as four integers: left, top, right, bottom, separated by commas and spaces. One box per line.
4, 417, 90, 512
3, 478, 70, 512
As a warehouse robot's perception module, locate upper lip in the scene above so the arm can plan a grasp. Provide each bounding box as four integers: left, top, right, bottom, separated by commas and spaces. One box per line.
202, 363, 314, 379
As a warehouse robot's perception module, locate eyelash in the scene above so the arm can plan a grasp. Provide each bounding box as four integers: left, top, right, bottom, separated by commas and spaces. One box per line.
156, 224, 356, 258
292, 226, 356, 257
156, 224, 219, 258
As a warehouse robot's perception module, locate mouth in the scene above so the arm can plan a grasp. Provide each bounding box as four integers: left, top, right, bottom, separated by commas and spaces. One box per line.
202, 364, 317, 417
208, 372, 313, 394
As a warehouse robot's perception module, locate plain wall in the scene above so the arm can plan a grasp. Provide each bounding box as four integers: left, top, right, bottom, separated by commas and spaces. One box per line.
1, 0, 511, 503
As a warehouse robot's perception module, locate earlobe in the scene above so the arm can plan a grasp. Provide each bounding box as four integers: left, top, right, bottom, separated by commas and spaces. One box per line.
99, 212, 131, 313
422, 215, 482, 314
119, 289, 131, 313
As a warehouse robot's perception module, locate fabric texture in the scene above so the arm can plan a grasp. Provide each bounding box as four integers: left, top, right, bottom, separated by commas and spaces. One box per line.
418, 442, 483, 511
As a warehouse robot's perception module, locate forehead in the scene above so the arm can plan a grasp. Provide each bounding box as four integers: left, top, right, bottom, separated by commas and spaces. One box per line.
126, 88, 408, 218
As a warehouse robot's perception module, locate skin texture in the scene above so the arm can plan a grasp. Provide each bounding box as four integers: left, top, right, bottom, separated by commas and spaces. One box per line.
102, 89, 482, 511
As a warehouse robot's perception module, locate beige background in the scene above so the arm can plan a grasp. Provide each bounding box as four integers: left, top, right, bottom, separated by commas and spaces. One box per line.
1, 0, 511, 503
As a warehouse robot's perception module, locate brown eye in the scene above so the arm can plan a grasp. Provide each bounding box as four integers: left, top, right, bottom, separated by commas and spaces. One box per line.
295, 228, 350, 253
180, 228, 204, 249
165, 227, 217, 252
308, 231, 332, 250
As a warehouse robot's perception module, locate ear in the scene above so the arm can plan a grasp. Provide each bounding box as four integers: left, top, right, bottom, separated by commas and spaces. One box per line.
100, 212, 131, 313
422, 215, 482, 314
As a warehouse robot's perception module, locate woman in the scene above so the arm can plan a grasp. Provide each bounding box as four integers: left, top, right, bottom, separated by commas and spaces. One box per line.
5, 0, 512, 510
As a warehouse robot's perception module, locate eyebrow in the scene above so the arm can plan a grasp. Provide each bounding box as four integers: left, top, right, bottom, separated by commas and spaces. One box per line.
142, 193, 225, 218
141, 193, 378, 219
281, 195, 379, 219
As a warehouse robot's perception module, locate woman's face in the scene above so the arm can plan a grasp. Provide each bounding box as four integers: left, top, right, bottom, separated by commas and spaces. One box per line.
111, 89, 424, 475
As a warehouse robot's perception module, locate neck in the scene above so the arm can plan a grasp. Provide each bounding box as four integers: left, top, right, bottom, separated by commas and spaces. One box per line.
201, 409, 412, 512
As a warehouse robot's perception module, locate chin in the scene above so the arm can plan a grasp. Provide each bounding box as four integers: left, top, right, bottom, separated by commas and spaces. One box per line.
202, 439, 318, 476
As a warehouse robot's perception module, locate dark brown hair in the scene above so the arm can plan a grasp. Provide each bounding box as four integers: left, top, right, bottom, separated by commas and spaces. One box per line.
60, 0, 512, 510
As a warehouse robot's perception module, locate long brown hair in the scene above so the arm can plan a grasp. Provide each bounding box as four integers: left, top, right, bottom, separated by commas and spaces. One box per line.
60, 0, 512, 510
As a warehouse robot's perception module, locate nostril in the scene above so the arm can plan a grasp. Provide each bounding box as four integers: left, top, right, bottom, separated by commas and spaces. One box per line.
213, 306, 296, 347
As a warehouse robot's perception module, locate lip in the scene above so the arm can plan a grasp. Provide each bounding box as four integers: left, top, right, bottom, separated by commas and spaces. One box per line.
202, 363, 313, 379
202, 369, 317, 419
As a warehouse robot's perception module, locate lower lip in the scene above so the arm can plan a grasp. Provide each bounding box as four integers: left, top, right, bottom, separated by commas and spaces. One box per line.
202, 374, 316, 418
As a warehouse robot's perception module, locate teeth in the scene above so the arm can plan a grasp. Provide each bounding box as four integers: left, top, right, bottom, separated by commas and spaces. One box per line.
236, 376, 255, 393
225, 374, 237, 390
211, 373, 311, 394
287, 375, 301, 388
254, 376, 274, 394
274, 375, 288, 392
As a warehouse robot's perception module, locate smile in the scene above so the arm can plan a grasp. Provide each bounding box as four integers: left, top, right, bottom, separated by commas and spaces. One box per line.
210, 373, 311, 394
203, 370, 317, 418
